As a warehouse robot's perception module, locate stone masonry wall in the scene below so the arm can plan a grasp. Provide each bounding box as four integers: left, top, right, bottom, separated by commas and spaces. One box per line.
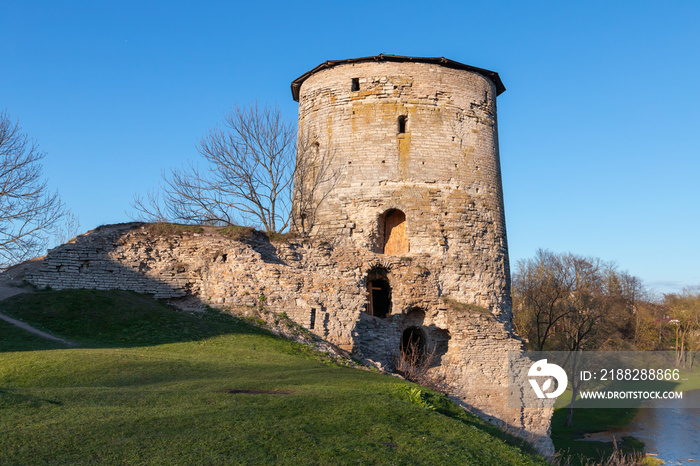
293, 60, 511, 320
27, 223, 554, 455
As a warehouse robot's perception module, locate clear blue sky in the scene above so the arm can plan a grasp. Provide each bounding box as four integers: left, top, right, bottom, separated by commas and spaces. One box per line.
1, 1, 698, 294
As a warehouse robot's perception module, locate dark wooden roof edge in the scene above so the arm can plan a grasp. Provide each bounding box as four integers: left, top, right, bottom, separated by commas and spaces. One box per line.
290, 54, 505, 101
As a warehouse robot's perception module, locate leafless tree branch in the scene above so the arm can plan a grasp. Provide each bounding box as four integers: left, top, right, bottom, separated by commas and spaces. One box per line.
291, 133, 342, 235
131, 102, 342, 235
0, 111, 66, 269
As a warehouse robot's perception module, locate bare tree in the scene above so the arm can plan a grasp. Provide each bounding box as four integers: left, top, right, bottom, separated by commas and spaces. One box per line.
53, 210, 81, 245
291, 134, 341, 235
512, 249, 573, 351
513, 251, 647, 426
552, 255, 611, 427
665, 287, 700, 370
133, 102, 342, 235
132, 103, 297, 233
0, 111, 65, 269
394, 339, 448, 393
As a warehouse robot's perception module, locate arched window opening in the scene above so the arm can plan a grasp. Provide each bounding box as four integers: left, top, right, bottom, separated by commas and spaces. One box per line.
382, 209, 408, 255
398, 115, 407, 134
366, 278, 391, 318
405, 307, 426, 324
401, 327, 426, 360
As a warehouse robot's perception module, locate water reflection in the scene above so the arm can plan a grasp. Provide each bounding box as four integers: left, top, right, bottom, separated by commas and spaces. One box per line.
625, 390, 699, 464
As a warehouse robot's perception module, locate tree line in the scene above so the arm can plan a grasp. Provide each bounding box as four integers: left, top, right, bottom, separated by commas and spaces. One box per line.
512, 249, 699, 365
512, 249, 699, 427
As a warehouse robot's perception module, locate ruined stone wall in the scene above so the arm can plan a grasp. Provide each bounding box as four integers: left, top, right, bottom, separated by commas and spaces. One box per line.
294, 59, 510, 317
26, 223, 553, 455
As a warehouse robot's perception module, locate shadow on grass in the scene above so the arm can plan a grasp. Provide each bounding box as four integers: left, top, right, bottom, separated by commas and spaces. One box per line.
0, 222, 293, 354
551, 406, 639, 465
0, 388, 63, 408
0, 319, 70, 352
402, 388, 546, 458
0, 289, 269, 352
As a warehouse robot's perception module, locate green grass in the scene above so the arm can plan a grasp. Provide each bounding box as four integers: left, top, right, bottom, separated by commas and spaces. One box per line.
677, 367, 700, 391
0, 319, 67, 352
0, 289, 251, 348
552, 383, 645, 464
215, 224, 257, 240
0, 290, 547, 465
551, 405, 641, 465
140, 222, 297, 243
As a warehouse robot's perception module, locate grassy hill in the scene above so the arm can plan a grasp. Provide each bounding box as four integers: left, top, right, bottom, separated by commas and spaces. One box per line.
0, 289, 547, 465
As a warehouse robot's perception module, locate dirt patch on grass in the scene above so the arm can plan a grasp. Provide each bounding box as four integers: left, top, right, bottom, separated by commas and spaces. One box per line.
223, 389, 294, 395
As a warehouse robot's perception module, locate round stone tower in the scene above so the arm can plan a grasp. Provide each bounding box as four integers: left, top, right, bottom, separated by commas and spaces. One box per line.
291, 55, 511, 313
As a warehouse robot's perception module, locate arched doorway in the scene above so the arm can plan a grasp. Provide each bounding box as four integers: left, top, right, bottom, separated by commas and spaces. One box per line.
366, 278, 391, 318
382, 209, 408, 255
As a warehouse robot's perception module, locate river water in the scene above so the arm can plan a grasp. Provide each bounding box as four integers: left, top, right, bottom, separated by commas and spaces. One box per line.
624, 389, 700, 465
580, 390, 700, 464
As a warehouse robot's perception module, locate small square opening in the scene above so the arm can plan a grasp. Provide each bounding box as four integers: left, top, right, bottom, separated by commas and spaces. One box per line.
351, 78, 360, 92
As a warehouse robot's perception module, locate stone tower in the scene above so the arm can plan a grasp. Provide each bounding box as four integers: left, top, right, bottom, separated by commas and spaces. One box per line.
291, 55, 511, 317
26, 55, 553, 455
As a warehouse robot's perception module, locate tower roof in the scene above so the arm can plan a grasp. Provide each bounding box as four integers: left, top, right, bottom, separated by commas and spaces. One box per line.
290, 54, 506, 101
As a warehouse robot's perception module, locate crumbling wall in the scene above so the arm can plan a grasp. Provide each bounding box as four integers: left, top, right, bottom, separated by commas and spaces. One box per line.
27, 223, 553, 455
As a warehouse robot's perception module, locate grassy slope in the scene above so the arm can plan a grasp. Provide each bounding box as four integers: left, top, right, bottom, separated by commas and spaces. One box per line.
549, 389, 637, 463
0, 290, 547, 465
550, 406, 641, 465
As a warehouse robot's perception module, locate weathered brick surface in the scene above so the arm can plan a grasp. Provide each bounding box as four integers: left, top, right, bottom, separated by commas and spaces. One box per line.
27, 224, 552, 455
293, 59, 511, 318
27, 57, 555, 456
